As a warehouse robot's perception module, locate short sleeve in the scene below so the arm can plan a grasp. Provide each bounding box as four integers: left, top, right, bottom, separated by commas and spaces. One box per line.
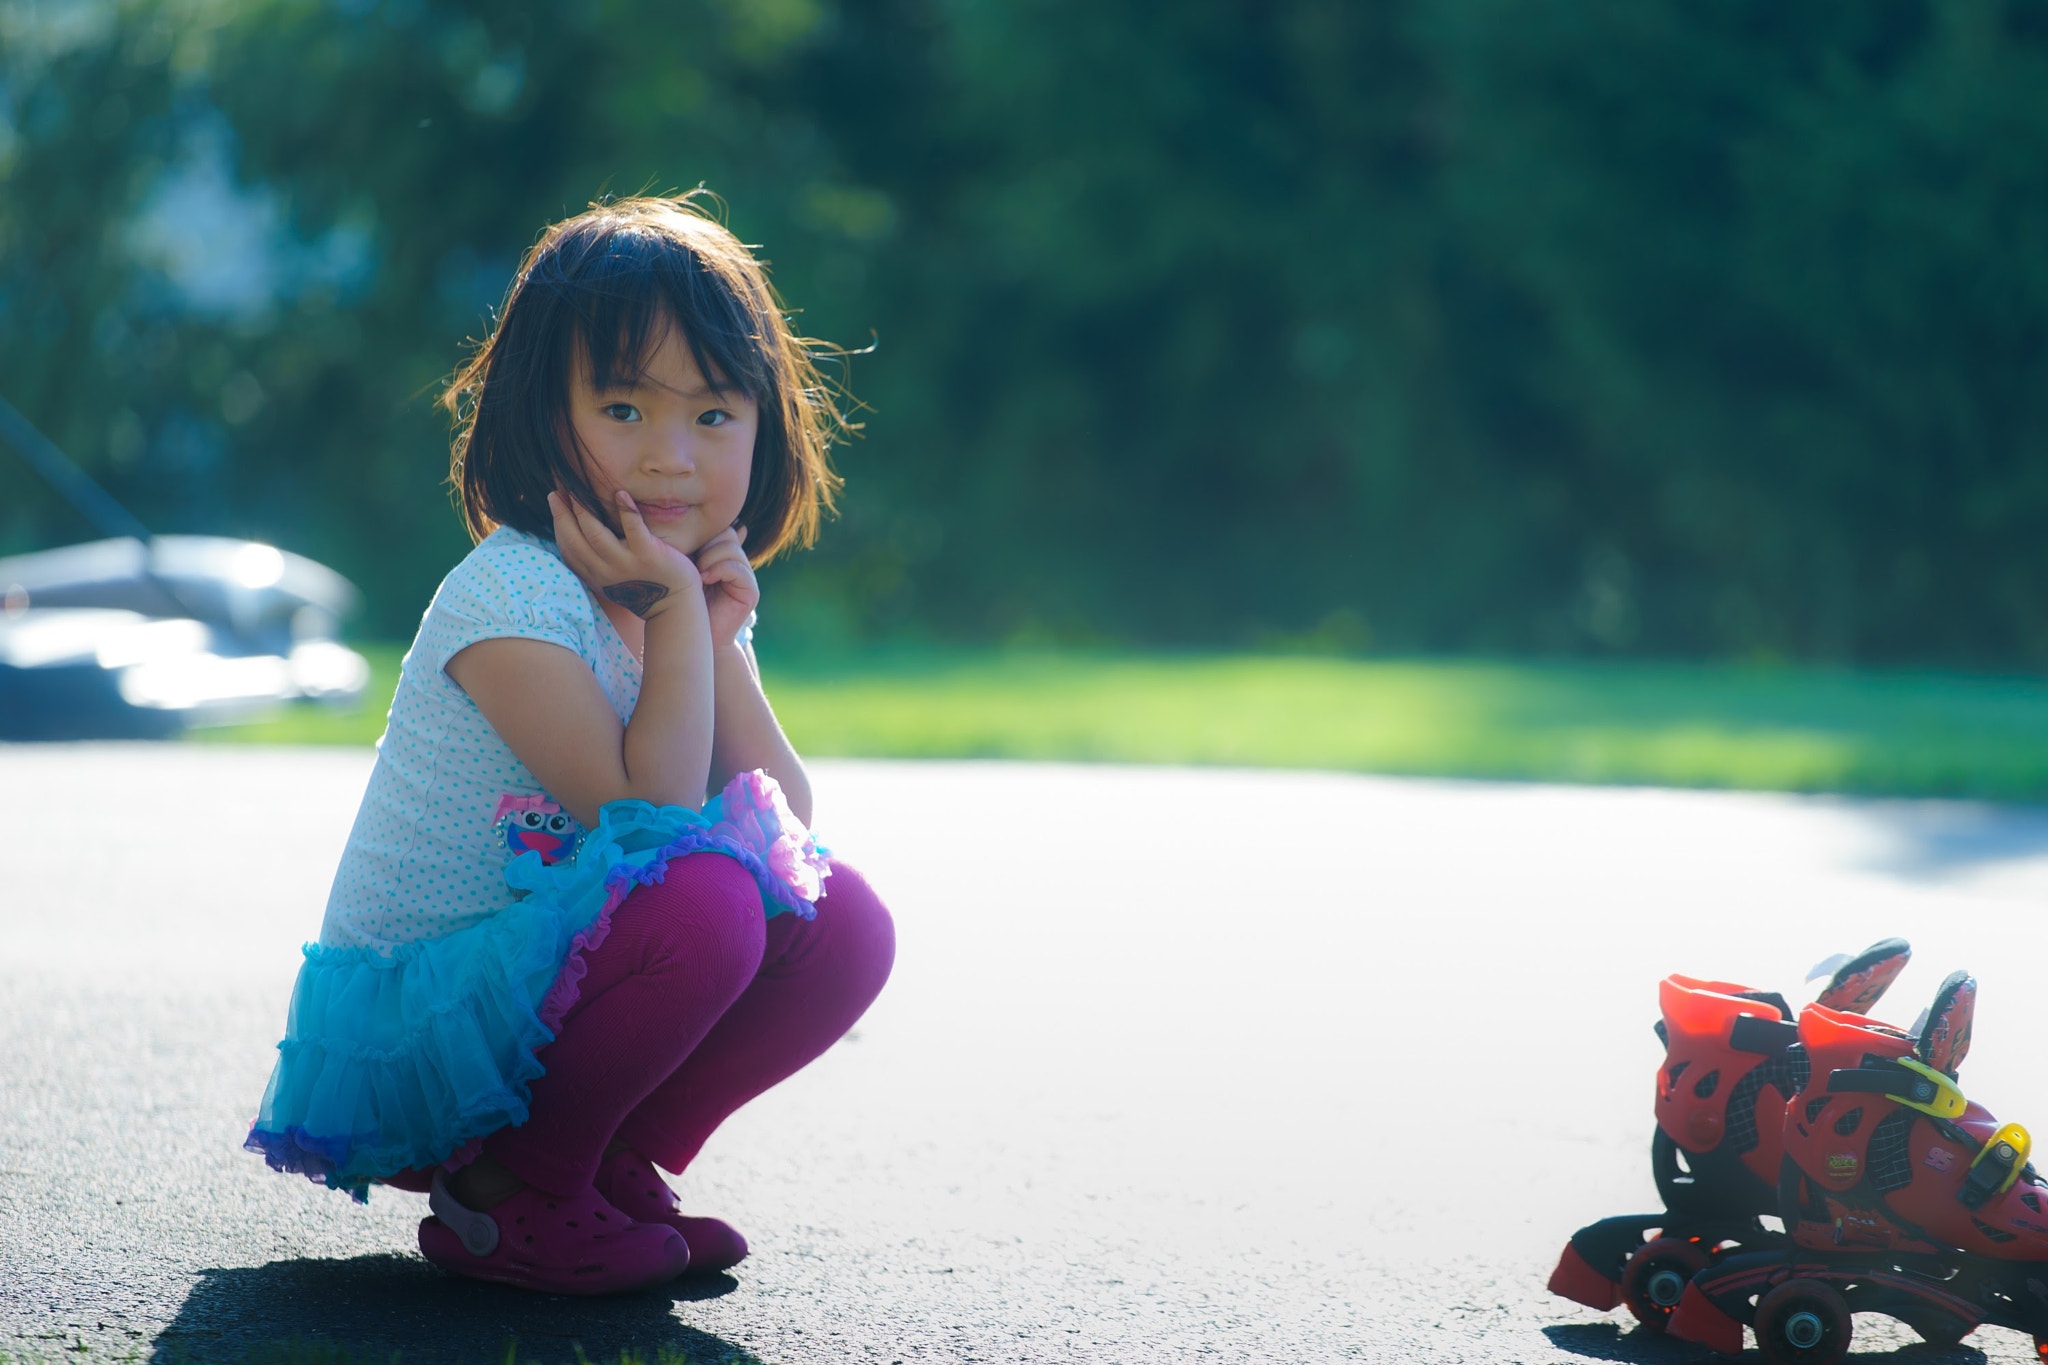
415, 531, 596, 676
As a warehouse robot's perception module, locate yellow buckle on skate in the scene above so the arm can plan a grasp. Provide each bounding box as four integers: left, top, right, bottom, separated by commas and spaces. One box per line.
1881, 1057, 1968, 1120
1961, 1122, 2032, 1210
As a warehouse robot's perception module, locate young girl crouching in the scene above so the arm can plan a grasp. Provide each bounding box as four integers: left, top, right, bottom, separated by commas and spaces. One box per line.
246, 195, 895, 1296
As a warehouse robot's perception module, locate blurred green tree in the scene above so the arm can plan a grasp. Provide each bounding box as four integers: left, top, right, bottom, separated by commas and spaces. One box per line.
3, 0, 2046, 664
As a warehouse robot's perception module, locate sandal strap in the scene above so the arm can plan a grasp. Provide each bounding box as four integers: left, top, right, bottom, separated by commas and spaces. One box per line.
429, 1171, 501, 1256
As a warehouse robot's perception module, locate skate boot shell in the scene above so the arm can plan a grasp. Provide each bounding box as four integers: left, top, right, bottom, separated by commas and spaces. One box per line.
1670, 971, 2048, 1361
1547, 939, 1911, 1332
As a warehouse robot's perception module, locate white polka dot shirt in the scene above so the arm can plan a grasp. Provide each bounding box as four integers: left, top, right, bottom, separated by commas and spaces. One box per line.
316, 527, 643, 954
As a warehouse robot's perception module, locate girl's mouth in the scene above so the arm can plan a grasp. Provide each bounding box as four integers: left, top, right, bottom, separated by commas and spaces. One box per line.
635, 500, 694, 522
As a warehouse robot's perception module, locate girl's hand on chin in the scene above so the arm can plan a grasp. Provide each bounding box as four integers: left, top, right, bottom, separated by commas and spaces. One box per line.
693, 525, 759, 646
550, 489, 702, 620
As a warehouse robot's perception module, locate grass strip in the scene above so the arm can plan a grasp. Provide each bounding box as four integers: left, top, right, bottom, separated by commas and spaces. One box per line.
192, 644, 2048, 801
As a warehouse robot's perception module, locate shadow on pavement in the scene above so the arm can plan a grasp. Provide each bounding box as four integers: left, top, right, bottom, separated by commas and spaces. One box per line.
150, 1255, 760, 1365
1543, 1321, 1991, 1363
1851, 800, 2048, 882
1540, 1322, 1707, 1362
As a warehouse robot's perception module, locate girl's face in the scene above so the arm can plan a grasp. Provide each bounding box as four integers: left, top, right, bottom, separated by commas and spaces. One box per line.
568, 322, 757, 557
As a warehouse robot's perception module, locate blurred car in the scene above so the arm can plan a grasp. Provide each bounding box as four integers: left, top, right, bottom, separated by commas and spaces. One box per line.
0, 535, 371, 739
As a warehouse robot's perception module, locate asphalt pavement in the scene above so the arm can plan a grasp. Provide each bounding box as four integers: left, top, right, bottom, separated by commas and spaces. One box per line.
6, 745, 2048, 1363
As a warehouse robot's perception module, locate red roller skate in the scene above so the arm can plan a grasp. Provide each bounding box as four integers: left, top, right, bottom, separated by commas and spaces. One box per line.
1668, 970, 2048, 1363
1548, 938, 1911, 1334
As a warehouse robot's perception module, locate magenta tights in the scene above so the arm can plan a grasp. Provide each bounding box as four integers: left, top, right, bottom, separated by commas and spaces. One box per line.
484, 853, 895, 1196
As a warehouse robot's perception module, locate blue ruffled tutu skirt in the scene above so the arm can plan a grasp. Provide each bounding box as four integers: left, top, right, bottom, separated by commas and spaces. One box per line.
245, 771, 830, 1200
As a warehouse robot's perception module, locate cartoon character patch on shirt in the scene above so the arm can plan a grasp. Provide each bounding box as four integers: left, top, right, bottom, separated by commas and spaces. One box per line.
493, 793, 583, 865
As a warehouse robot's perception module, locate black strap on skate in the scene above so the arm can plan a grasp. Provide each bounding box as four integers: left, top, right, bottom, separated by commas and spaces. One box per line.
1960, 1145, 2018, 1210
1825, 1056, 1967, 1119
1958, 1124, 2031, 1211
1729, 1014, 1799, 1056
1829, 1063, 1940, 1102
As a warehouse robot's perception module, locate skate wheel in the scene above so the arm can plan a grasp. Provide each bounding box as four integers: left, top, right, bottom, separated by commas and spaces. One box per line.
1619, 1236, 1711, 1332
1755, 1278, 1851, 1365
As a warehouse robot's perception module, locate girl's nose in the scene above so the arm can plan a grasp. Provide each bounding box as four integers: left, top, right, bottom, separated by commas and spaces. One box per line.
652, 431, 697, 474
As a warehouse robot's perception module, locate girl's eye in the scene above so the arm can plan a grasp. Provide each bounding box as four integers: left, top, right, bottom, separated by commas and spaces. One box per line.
602, 403, 641, 422
697, 409, 732, 428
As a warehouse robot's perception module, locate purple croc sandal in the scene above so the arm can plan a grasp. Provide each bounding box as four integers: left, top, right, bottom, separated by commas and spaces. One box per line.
419, 1170, 691, 1294
596, 1148, 750, 1273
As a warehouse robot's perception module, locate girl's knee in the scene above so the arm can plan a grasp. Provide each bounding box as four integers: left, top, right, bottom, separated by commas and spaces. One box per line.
618, 852, 768, 983
666, 849, 767, 908
818, 860, 896, 988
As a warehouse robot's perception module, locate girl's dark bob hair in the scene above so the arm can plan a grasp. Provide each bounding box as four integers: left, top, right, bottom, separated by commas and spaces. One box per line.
443, 192, 852, 564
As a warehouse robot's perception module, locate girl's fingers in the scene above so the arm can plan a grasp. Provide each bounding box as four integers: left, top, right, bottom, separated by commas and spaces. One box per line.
700, 564, 759, 607
695, 541, 754, 582
615, 491, 687, 568
554, 489, 595, 544
606, 490, 703, 590
694, 542, 751, 583
575, 492, 625, 551
693, 532, 737, 562
550, 492, 595, 562
613, 490, 655, 553
693, 528, 745, 570
552, 490, 635, 589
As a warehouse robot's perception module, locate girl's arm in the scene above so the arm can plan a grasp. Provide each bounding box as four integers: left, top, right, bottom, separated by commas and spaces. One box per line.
446, 491, 714, 828
710, 640, 812, 826
693, 527, 813, 825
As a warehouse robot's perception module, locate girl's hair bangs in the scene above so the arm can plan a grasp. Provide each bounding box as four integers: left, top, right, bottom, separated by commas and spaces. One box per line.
570, 233, 770, 403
